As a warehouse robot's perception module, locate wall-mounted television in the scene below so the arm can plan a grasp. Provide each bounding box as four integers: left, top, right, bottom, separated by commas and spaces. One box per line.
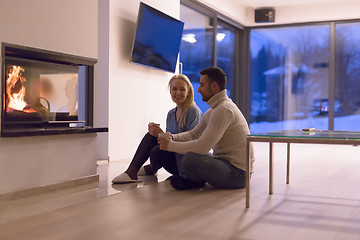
130, 2, 184, 73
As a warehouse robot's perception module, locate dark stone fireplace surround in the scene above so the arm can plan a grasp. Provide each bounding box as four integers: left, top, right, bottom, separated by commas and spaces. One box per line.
1, 42, 108, 137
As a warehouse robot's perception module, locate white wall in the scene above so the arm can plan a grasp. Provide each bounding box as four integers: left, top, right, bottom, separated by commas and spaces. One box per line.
271, 1, 360, 25
0, 0, 100, 194
199, 0, 251, 25
0, 0, 97, 58
107, 0, 179, 161
0, 134, 97, 194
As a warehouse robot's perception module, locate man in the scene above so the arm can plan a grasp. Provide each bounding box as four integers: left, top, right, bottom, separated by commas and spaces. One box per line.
158, 67, 255, 190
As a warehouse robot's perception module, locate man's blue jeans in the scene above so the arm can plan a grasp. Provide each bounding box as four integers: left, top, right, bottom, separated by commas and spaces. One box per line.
178, 152, 246, 189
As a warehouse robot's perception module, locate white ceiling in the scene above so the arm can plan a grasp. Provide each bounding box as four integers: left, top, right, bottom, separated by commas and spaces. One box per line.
237, 0, 346, 8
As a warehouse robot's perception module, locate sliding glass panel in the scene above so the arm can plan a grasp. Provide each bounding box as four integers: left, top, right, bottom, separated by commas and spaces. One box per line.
334, 23, 360, 130
250, 25, 330, 133
217, 22, 236, 98
180, 4, 214, 113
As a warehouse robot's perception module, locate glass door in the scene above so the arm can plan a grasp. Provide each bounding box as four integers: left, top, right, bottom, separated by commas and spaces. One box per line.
217, 22, 237, 99
180, 4, 214, 113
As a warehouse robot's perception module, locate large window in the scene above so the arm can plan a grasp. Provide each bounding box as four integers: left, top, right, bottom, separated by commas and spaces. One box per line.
179, 2, 242, 114
250, 21, 360, 133
250, 25, 330, 132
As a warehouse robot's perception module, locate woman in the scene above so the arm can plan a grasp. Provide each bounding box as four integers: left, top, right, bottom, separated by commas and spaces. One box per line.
112, 74, 202, 183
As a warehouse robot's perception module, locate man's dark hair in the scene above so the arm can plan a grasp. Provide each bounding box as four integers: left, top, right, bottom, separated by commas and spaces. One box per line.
200, 67, 227, 91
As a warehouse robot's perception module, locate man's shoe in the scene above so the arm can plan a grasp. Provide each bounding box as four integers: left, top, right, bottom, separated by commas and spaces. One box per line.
170, 176, 205, 190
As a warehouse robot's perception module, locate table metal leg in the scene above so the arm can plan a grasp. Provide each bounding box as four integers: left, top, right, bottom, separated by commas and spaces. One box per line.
269, 142, 273, 194
246, 139, 250, 208
286, 142, 290, 184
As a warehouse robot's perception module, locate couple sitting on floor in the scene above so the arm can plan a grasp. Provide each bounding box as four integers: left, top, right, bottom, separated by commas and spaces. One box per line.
112, 67, 255, 190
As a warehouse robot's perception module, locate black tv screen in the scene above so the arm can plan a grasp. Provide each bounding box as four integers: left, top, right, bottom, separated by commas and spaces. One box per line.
130, 2, 184, 73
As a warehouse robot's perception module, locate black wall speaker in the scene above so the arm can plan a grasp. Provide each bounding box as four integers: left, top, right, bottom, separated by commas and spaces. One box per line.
255, 9, 275, 23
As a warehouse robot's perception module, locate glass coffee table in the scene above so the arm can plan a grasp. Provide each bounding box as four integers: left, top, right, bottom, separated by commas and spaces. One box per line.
245, 129, 360, 208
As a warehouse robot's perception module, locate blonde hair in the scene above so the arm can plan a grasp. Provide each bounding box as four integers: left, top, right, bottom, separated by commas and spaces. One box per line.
168, 74, 195, 129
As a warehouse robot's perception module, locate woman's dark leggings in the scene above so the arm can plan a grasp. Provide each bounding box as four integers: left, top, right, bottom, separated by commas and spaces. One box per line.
129, 132, 178, 175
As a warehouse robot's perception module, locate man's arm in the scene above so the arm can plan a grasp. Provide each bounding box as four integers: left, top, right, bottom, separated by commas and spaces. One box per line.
158, 117, 206, 151
167, 107, 233, 155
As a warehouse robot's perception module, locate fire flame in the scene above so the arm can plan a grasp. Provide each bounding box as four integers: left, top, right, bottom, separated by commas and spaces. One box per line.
6, 66, 36, 113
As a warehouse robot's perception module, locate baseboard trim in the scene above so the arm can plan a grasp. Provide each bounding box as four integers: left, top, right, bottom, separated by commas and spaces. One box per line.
0, 174, 99, 202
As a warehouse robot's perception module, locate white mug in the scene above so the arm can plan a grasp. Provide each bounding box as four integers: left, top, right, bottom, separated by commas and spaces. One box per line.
158, 132, 171, 139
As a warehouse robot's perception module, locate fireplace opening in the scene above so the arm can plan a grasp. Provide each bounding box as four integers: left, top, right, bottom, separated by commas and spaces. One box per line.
1, 43, 107, 137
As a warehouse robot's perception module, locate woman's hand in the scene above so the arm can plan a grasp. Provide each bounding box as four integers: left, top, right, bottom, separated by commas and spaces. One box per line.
148, 123, 163, 137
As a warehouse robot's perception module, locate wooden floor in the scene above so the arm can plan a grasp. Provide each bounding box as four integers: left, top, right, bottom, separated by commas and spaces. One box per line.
1, 143, 360, 239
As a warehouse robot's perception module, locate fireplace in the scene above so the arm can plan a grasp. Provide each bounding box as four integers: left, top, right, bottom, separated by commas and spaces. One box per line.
1, 43, 107, 137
